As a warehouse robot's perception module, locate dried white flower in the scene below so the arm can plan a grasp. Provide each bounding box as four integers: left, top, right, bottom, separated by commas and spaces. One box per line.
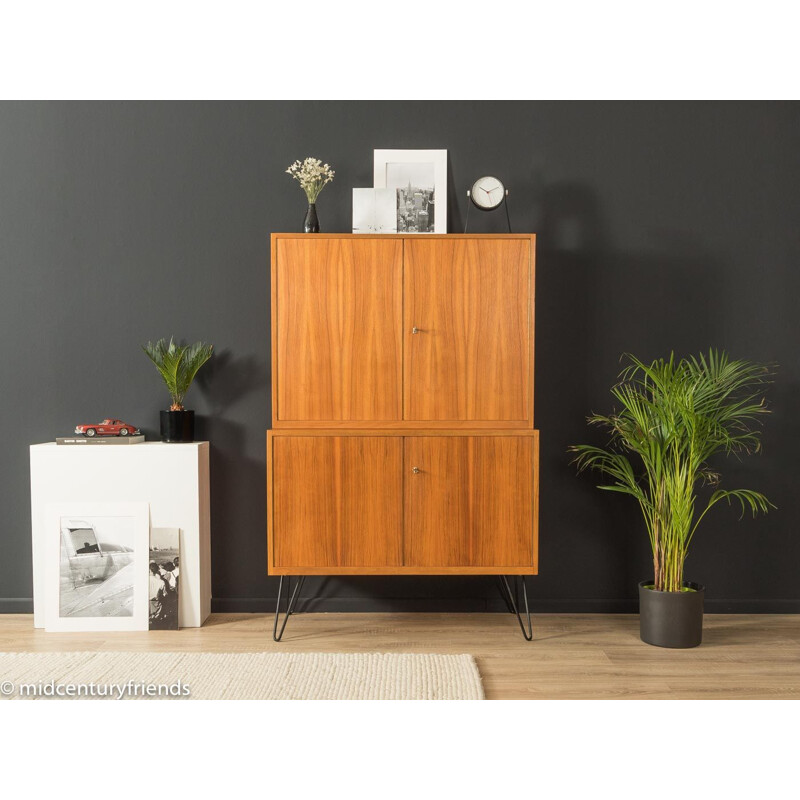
286, 156, 335, 202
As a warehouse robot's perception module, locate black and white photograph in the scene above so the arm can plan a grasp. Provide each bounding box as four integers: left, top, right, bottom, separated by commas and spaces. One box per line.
149, 527, 180, 630
59, 516, 136, 618
373, 149, 448, 233
44, 502, 150, 632
352, 187, 396, 233
386, 162, 435, 233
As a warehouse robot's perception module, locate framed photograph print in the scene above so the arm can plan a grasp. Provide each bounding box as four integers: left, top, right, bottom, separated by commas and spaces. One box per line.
149, 526, 180, 631
44, 502, 150, 632
373, 149, 447, 233
352, 188, 396, 233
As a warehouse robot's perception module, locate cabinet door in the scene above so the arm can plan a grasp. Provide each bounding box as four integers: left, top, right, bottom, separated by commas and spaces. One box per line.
404, 436, 536, 568
404, 239, 531, 423
276, 238, 403, 422
272, 436, 403, 568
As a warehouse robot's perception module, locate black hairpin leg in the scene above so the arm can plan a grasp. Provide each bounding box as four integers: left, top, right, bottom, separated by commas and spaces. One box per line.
273, 575, 305, 642
499, 575, 533, 641
494, 576, 515, 613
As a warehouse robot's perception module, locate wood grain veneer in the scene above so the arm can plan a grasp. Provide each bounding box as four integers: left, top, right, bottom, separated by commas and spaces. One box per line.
271, 435, 402, 569
267, 234, 539, 581
404, 436, 536, 569
266, 430, 539, 575
404, 238, 532, 424
270, 234, 536, 430
275, 237, 402, 423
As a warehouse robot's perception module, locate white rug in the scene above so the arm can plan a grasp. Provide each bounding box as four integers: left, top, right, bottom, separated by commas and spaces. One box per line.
0, 651, 484, 700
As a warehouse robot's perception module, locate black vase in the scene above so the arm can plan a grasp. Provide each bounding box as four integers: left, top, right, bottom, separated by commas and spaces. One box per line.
303, 203, 320, 233
160, 410, 195, 443
638, 580, 705, 648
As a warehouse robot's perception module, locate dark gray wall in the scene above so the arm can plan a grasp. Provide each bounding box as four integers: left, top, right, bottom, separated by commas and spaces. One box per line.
2, 101, 798, 613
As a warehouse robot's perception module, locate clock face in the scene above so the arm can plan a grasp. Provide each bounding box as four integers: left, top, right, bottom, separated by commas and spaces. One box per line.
471, 176, 505, 209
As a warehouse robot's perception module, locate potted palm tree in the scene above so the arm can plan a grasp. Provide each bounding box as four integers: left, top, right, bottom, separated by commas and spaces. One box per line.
142, 337, 213, 443
571, 350, 773, 648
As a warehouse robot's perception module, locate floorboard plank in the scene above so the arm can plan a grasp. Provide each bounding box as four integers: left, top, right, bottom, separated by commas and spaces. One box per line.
1, 613, 798, 699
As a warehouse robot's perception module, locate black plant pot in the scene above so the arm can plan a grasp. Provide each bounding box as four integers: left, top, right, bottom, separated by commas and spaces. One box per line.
639, 580, 705, 648
160, 410, 195, 443
303, 202, 320, 233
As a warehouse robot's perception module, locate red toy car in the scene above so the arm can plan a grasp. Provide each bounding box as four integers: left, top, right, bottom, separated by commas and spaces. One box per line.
74, 419, 141, 437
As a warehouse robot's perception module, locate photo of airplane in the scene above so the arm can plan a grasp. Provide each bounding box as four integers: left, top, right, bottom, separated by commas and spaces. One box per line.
59, 518, 135, 618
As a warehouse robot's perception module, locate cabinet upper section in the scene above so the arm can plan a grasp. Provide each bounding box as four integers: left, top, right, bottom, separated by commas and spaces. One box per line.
270, 234, 536, 429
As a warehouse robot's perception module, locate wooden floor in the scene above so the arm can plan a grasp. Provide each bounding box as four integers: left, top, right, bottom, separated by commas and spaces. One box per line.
2, 612, 799, 699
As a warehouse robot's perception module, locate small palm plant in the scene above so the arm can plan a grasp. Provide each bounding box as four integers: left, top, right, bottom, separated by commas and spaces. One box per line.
142, 337, 213, 411
571, 350, 773, 592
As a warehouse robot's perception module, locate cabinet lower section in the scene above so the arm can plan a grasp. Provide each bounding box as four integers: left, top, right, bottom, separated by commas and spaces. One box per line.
267, 430, 539, 576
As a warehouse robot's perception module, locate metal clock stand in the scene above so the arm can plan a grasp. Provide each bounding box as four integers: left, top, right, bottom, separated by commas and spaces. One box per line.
464, 189, 513, 233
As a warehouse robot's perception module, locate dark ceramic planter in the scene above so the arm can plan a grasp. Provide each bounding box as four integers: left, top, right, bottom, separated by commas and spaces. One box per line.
160, 409, 195, 443
638, 580, 705, 648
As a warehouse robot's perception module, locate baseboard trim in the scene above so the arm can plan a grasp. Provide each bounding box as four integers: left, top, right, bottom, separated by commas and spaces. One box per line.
209, 597, 800, 614
0, 599, 34, 613
3, 597, 798, 615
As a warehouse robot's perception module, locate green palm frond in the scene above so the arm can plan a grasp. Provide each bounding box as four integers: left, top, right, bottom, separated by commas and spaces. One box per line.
570, 349, 774, 592
142, 337, 213, 410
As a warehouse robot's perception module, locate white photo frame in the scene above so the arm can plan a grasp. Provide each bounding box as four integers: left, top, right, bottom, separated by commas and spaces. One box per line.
373, 149, 447, 234
45, 502, 150, 632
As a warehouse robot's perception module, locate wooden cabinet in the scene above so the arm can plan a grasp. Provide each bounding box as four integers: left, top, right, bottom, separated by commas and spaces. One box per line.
268, 234, 538, 578
267, 430, 538, 575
